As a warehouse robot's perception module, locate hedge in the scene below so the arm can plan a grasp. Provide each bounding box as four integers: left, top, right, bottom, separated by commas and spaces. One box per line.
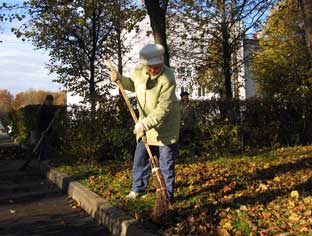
9, 97, 312, 159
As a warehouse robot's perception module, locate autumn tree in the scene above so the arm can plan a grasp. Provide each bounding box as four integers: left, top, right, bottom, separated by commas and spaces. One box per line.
0, 89, 13, 113
0, 2, 24, 42
169, 0, 276, 100
12, 90, 66, 109
0, 89, 13, 127
14, 0, 141, 118
252, 0, 312, 100
110, 0, 145, 75
0, 2, 22, 23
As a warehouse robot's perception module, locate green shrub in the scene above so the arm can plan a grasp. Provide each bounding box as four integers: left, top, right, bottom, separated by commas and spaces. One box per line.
57, 98, 135, 161
9, 104, 65, 144
190, 97, 312, 155
10, 97, 312, 159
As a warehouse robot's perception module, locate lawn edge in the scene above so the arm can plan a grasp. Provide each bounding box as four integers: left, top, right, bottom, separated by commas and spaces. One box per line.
39, 162, 160, 236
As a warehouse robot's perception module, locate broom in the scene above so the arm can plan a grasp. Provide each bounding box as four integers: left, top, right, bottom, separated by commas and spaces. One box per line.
107, 60, 170, 219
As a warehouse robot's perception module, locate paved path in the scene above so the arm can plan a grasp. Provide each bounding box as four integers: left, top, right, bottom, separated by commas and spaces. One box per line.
0, 132, 111, 236
0, 132, 14, 146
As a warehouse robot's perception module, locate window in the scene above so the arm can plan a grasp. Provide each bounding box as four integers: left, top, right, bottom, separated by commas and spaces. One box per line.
186, 68, 192, 77
181, 86, 193, 96
197, 87, 209, 97
178, 67, 185, 76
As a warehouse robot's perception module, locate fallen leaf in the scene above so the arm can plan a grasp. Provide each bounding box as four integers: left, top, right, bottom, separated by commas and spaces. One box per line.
290, 190, 299, 199
288, 213, 300, 223
303, 196, 312, 204
262, 212, 271, 219
256, 183, 268, 192
222, 185, 231, 193
273, 176, 281, 182
304, 210, 311, 217
218, 228, 231, 236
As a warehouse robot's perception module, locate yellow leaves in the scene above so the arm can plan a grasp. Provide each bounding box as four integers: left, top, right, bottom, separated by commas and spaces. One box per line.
256, 183, 268, 192
273, 176, 281, 182
219, 218, 233, 231
288, 213, 300, 223
55, 144, 312, 236
288, 200, 295, 208
303, 196, 312, 204
261, 212, 272, 219
217, 228, 231, 236
222, 185, 231, 193
303, 210, 311, 217
198, 224, 208, 234
290, 190, 299, 199
188, 184, 194, 192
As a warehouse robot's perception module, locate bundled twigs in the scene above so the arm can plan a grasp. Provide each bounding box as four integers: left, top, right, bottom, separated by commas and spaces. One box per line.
107, 60, 170, 219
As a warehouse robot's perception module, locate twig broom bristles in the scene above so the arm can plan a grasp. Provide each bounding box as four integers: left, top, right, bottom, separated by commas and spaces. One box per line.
107, 60, 170, 219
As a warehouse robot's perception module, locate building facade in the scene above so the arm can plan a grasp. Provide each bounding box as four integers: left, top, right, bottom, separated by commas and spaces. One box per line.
67, 16, 260, 105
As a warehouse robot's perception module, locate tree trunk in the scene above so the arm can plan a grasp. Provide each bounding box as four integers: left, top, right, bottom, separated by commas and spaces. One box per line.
90, 5, 97, 123
144, 0, 170, 67
222, 38, 233, 100
220, 0, 233, 101
301, 0, 312, 56
115, 0, 123, 75
89, 79, 96, 121
115, 10, 128, 116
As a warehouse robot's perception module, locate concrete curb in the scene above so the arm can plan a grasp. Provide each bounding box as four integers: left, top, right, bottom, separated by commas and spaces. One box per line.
39, 163, 160, 236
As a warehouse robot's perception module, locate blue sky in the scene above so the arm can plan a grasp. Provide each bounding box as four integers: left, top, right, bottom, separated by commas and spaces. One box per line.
0, 0, 61, 95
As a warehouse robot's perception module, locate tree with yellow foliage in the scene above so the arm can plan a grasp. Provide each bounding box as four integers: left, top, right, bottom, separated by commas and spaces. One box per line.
252, 0, 312, 100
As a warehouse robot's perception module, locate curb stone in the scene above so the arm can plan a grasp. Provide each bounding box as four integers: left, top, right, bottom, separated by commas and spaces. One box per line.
38, 162, 161, 236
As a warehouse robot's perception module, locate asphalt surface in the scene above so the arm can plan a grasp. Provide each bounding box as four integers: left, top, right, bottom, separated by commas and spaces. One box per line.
0, 132, 111, 236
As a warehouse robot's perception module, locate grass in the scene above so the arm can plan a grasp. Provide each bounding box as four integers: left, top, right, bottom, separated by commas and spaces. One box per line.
52, 145, 312, 235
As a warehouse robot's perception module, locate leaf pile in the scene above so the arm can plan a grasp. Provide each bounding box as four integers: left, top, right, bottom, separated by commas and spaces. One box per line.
56, 145, 312, 236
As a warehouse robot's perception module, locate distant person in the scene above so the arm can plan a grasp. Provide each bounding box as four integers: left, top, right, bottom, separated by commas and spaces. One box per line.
37, 94, 55, 161
179, 91, 196, 145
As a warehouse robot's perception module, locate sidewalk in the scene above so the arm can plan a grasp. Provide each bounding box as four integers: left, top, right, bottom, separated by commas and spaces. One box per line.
0, 132, 111, 236
0, 132, 16, 147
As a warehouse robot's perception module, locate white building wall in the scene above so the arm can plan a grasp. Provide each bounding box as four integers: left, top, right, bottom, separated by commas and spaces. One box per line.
67, 16, 259, 105
244, 39, 259, 98
66, 91, 84, 106
122, 17, 154, 75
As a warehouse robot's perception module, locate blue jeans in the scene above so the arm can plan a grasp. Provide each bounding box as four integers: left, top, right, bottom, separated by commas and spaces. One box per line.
131, 140, 177, 200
